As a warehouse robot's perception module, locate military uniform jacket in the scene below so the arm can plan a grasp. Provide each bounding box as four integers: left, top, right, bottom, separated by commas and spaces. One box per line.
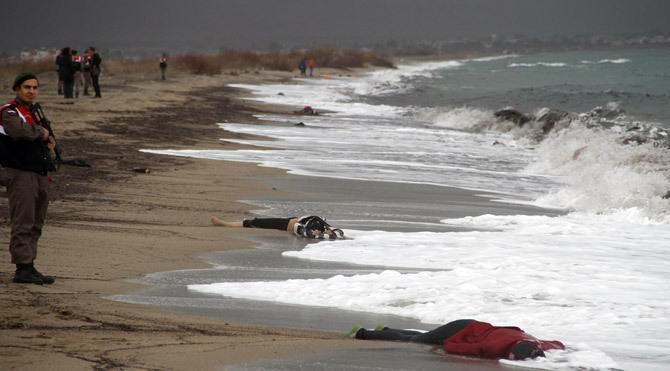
0, 98, 54, 175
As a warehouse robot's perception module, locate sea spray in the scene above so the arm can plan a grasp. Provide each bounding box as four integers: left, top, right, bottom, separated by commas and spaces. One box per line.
527, 125, 670, 218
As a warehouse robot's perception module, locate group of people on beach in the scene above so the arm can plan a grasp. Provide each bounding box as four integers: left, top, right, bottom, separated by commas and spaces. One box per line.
55, 46, 102, 99
298, 57, 315, 77
1, 66, 565, 365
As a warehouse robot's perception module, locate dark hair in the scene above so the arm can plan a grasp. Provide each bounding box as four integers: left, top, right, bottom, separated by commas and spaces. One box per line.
511, 341, 545, 360
89, 46, 96, 52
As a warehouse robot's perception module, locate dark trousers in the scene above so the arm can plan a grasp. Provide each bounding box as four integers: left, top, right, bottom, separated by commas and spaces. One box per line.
243, 217, 294, 231
356, 319, 476, 345
92, 72, 101, 97
63, 79, 74, 98
5, 168, 49, 264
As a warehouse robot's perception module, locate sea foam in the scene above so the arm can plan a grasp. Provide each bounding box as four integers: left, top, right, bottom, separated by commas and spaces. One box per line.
151, 52, 670, 370
190, 212, 670, 370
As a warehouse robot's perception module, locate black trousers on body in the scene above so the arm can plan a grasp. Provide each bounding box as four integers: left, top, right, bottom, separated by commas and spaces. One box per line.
243, 217, 294, 231
355, 319, 476, 345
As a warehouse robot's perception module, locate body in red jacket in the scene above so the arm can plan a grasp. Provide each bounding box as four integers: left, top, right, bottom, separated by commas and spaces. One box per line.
443, 321, 564, 359
353, 319, 565, 360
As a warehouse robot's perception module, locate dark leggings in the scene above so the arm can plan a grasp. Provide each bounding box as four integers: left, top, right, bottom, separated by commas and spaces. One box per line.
242, 217, 295, 231
63, 80, 74, 98
92, 74, 101, 97
355, 319, 476, 345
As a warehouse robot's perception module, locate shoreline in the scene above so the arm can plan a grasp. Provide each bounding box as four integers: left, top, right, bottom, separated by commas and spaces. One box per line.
1, 68, 391, 370
1, 64, 555, 371
111, 172, 561, 334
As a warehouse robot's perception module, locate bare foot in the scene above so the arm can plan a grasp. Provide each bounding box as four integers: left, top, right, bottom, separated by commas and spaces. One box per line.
211, 217, 245, 228
211, 216, 228, 227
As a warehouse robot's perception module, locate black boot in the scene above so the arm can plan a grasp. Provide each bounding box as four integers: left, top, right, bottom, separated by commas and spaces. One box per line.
13, 264, 43, 284
32, 266, 55, 284
13, 263, 54, 285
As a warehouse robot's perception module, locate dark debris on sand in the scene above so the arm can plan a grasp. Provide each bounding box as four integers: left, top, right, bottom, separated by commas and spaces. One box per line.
0, 85, 263, 223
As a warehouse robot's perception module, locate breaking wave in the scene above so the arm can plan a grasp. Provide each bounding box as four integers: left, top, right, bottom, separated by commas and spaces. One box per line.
420, 103, 670, 220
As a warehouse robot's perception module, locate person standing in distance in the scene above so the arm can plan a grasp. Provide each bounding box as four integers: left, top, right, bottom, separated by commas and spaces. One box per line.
54, 51, 63, 95
82, 50, 93, 96
0, 72, 57, 284
71, 50, 84, 98
58, 47, 75, 99
87, 46, 102, 98
298, 58, 307, 76
159, 54, 168, 80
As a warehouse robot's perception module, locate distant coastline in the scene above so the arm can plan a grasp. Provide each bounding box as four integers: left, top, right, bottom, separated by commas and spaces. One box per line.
4, 32, 670, 63
367, 32, 670, 58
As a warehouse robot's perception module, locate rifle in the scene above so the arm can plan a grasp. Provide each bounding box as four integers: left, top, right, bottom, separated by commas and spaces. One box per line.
30, 103, 62, 171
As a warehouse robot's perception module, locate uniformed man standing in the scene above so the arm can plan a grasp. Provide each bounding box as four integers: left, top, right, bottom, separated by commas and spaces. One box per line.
0, 72, 57, 284
83, 50, 93, 96
71, 50, 84, 98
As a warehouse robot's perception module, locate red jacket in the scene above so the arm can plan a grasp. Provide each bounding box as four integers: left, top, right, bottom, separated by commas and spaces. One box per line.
443, 321, 565, 359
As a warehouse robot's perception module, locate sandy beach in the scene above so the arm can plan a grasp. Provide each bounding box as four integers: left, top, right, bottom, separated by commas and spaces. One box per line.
0, 68, 393, 370
0, 66, 556, 371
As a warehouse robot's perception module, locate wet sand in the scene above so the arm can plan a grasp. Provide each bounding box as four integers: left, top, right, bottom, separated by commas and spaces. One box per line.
1, 67, 550, 370
112, 162, 557, 371
114, 174, 560, 328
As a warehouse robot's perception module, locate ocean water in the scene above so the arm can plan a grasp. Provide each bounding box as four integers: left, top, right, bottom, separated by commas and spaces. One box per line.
144, 48, 670, 370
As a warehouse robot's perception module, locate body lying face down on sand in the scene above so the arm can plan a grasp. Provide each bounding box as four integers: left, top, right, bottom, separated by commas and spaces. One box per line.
211, 215, 344, 239
347, 319, 565, 361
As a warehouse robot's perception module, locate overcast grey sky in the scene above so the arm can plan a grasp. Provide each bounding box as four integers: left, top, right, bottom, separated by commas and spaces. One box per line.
2, 0, 669, 53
